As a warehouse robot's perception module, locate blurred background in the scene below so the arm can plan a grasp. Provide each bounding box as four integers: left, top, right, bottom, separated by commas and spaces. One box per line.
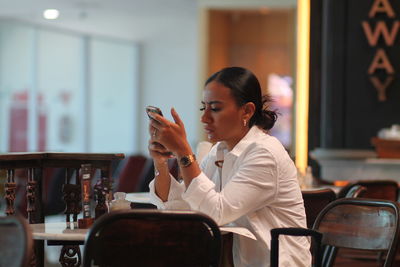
4, 1, 400, 266
0, 1, 297, 264
0, 0, 297, 156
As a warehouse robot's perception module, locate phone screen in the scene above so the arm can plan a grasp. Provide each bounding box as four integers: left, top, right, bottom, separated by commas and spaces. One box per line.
146, 106, 163, 119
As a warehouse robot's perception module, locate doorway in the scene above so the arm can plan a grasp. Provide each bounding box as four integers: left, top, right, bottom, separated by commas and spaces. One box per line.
206, 8, 296, 150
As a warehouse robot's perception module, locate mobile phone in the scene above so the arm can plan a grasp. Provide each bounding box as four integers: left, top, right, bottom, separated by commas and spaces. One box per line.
146, 106, 163, 119
146, 105, 172, 156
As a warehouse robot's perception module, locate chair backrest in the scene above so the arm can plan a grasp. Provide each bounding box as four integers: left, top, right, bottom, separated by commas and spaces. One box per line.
302, 188, 336, 228
343, 184, 366, 198
83, 209, 222, 267
116, 155, 148, 193
337, 180, 399, 201
0, 215, 33, 267
314, 198, 400, 267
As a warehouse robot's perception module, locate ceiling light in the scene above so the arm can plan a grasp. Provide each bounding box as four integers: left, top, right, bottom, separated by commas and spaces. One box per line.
43, 9, 60, 20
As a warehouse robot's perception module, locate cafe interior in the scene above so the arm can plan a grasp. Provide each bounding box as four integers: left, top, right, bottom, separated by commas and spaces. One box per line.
1, 0, 400, 266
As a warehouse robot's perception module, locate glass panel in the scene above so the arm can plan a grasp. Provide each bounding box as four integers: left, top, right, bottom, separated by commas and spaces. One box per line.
0, 22, 35, 152
0, 21, 140, 154
37, 29, 85, 152
89, 38, 139, 153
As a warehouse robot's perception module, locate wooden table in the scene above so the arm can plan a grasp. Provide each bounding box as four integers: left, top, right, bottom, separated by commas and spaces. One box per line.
126, 192, 151, 203
30, 221, 255, 242
32, 222, 87, 241
30, 219, 255, 267
0, 152, 125, 267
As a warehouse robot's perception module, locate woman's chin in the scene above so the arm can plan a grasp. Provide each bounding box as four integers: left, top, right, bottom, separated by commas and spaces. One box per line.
207, 134, 219, 143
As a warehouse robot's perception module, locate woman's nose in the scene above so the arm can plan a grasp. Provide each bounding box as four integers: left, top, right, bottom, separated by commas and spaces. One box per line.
201, 109, 211, 123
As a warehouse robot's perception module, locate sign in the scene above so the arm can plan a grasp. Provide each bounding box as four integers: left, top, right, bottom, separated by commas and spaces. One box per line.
362, 0, 398, 101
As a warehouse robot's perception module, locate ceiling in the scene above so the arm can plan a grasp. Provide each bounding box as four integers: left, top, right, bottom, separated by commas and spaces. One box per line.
0, 0, 197, 18
0, 0, 198, 40
0, 0, 296, 40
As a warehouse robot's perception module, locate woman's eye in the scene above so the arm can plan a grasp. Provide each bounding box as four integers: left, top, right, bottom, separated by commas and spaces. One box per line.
199, 105, 221, 112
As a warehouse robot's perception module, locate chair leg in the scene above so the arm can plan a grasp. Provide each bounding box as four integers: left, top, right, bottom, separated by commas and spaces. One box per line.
270, 234, 279, 267
220, 233, 234, 267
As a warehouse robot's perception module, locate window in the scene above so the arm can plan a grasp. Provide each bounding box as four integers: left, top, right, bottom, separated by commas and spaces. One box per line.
0, 21, 139, 154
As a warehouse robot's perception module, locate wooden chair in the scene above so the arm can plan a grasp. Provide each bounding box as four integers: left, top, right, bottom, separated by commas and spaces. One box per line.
116, 155, 148, 193
0, 215, 33, 267
270, 198, 400, 267
302, 188, 336, 228
83, 209, 222, 267
336, 180, 399, 263
341, 184, 366, 198
337, 180, 398, 201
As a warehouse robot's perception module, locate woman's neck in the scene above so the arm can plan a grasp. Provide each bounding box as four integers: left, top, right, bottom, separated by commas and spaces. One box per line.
225, 127, 251, 151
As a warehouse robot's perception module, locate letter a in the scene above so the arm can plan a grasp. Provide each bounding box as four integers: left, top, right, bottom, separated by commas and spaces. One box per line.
368, 48, 395, 74
369, 0, 395, 18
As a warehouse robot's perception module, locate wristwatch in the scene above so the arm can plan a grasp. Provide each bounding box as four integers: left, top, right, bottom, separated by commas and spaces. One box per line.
178, 154, 196, 168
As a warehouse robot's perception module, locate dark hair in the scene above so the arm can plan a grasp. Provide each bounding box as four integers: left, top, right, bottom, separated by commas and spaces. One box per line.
205, 67, 277, 130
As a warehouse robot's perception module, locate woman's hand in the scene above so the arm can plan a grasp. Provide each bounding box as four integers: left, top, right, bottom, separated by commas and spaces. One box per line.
148, 121, 173, 165
148, 139, 172, 163
149, 108, 201, 188
148, 108, 192, 157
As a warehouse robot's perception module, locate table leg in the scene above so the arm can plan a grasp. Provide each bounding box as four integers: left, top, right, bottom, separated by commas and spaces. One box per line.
59, 245, 81, 267
31, 240, 44, 267
33, 168, 45, 267
5, 169, 16, 216
27, 168, 37, 223
26, 168, 39, 267
101, 168, 112, 203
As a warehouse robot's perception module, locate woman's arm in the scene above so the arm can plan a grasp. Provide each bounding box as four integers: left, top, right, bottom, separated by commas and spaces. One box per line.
153, 160, 171, 201
149, 108, 201, 188
147, 124, 174, 201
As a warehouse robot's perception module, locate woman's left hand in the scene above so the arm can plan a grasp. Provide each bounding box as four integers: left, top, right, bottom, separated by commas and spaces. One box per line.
148, 108, 192, 156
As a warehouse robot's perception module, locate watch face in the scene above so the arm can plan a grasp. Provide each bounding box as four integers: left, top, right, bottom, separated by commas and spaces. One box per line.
181, 157, 190, 166
180, 155, 195, 167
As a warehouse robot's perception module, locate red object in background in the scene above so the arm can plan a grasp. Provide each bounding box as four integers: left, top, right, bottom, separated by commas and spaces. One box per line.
38, 110, 47, 151
9, 91, 47, 152
9, 91, 28, 152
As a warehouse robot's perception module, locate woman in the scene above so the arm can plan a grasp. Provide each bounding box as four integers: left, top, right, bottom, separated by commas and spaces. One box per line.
147, 67, 311, 266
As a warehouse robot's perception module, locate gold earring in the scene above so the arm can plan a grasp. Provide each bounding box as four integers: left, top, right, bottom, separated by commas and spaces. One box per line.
243, 119, 247, 127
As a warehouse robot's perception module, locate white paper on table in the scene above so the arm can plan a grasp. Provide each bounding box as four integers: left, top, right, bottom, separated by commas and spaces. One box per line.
219, 226, 257, 240
125, 192, 151, 204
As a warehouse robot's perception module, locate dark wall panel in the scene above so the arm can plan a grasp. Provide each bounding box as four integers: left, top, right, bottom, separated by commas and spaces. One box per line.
318, 0, 400, 149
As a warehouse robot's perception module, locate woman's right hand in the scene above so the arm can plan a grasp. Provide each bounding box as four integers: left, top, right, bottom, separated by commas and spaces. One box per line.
148, 123, 173, 165
148, 139, 173, 165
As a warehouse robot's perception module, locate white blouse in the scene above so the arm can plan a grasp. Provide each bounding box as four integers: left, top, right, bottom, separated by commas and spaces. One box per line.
149, 126, 311, 267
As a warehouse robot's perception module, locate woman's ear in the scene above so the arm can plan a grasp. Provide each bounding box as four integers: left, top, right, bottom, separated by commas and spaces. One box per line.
243, 102, 256, 120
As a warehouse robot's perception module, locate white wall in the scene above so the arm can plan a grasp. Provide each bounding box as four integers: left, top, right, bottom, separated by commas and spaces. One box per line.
89, 38, 140, 154
138, 16, 200, 154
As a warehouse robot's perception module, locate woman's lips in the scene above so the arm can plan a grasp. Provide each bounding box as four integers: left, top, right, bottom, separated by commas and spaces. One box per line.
203, 127, 214, 134
204, 127, 216, 140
